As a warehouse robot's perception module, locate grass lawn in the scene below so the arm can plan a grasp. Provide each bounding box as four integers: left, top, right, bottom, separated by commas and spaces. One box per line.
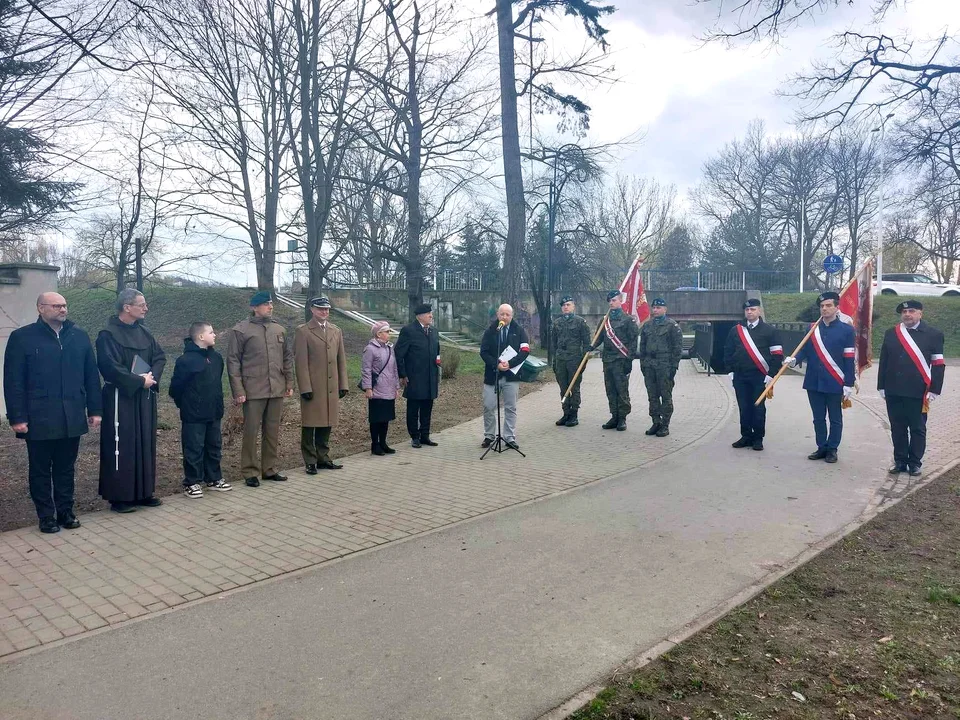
568, 466, 960, 720
763, 292, 960, 357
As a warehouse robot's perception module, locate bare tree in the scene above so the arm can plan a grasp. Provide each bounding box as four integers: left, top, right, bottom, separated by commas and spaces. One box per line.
828, 126, 883, 279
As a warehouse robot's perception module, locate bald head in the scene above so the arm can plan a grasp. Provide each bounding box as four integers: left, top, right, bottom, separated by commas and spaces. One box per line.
37, 292, 68, 328
497, 304, 513, 325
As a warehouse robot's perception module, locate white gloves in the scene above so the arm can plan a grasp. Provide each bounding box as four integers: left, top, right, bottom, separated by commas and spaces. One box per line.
879, 389, 885, 399
763, 375, 773, 386
926, 392, 939, 403
728, 372, 734, 386
784, 356, 797, 368
842, 386, 853, 400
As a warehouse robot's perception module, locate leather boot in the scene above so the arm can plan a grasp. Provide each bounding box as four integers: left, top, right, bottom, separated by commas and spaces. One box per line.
601, 416, 618, 430
644, 423, 661, 436
616, 417, 627, 431
564, 411, 579, 427
655, 425, 670, 437
556, 412, 569, 426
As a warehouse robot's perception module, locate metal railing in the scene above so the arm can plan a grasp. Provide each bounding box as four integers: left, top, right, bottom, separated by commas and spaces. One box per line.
692, 323, 714, 374
641, 270, 798, 293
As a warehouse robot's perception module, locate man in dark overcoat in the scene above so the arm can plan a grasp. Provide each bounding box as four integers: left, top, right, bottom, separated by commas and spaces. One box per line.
96, 288, 166, 513
3, 292, 102, 533
395, 303, 441, 448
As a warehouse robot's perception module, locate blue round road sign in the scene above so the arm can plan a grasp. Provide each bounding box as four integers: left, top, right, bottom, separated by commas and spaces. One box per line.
823, 254, 843, 274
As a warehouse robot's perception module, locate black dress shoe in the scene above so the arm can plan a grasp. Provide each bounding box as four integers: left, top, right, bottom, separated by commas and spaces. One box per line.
59, 514, 81, 529
39, 517, 60, 533
381, 444, 396, 454
752, 440, 764, 451
245, 477, 260, 487
411, 438, 422, 448
505, 440, 520, 450
825, 450, 838, 464
138, 497, 163, 507
110, 502, 137, 513
731, 437, 752, 448
602, 417, 618, 430
372, 444, 385, 456
480, 438, 493, 448
908, 465, 922, 477
808, 449, 828, 460
644, 423, 661, 436
616, 418, 627, 431
888, 463, 907, 474
305, 464, 318, 475
263, 473, 288, 481
318, 460, 343, 469
421, 437, 438, 447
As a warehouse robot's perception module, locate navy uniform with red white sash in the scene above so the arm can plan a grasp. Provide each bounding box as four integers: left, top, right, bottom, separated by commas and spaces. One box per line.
788, 291, 856, 463
723, 298, 783, 450
877, 299, 945, 476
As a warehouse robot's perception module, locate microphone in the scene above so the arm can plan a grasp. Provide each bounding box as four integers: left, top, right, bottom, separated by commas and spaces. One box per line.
498, 320, 506, 328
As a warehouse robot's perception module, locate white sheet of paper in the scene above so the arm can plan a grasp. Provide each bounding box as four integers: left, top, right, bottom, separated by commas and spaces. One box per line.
498, 345, 522, 374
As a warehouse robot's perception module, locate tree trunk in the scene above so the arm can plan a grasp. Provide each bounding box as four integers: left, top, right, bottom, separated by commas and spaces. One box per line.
496, 0, 525, 306
404, 5, 424, 323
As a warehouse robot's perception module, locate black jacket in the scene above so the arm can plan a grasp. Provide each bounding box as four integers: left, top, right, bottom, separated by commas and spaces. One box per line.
877, 321, 945, 398
3, 317, 102, 441
723, 319, 784, 378
169, 339, 225, 422
480, 320, 530, 385
395, 321, 441, 400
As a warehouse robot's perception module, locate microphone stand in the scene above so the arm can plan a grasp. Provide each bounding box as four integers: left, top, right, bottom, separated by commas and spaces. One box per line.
481, 321, 525, 460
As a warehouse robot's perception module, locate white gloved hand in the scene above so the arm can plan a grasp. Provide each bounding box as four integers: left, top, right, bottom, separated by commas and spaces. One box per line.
784, 356, 797, 368
842, 385, 853, 400
926, 392, 939, 403
728, 372, 734, 386
763, 375, 773, 386
879, 389, 885, 399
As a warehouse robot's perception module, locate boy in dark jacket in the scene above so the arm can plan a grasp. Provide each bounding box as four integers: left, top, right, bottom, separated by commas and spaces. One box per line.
170, 322, 231, 498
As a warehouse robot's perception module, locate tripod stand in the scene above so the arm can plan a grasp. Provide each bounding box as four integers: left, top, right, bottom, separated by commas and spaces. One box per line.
481, 325, 525, 460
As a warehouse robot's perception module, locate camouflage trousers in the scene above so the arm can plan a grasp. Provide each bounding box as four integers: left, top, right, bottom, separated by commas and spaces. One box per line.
554, 355, 584, 412
642, 363, 675, 425
603, 357, 632, 418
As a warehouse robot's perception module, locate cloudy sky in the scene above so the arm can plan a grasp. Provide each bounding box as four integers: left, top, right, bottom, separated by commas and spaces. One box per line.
578, 0, 960, 195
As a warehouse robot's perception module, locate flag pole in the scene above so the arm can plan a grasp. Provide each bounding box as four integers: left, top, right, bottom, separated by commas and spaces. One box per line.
754, 257, 874, 406
563, 310, 609, 400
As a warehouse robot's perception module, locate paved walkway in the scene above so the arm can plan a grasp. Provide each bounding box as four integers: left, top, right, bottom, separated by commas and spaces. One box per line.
0, 360, 957, 720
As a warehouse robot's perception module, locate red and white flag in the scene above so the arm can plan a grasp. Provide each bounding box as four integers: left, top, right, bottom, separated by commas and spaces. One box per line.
837, 258, 874, 378
619, 256, 650, 323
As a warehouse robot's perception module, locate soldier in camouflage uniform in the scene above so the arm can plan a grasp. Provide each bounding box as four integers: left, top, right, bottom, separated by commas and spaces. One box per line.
591, 290, 639, 431
551, 295, 592, 427
638, 297, 683, 437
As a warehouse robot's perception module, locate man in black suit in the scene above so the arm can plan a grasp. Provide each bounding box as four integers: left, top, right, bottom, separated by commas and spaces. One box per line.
3, 292, 102, 533
395, 303, 441, 448
877, 299, 946, 477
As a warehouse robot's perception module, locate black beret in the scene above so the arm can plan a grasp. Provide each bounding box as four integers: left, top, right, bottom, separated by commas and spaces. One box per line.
817, 291, 840, 305
743, 298, 762, 309
896, 299, 923, 312
414, 303, 432, 315
652, 297, 666, 307
560, 295, 575, 305
606, 290, 622, 301
309, 296, 331, 308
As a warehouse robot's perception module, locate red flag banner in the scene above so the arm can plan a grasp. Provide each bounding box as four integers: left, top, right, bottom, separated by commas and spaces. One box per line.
838, 258, 874, 378
619, 256, 649, 323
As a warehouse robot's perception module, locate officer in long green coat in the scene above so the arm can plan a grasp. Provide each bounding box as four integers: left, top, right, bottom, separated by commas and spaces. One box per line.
591, 290, 639, 431
638, 297, 683, 437
551, 295, 592, 427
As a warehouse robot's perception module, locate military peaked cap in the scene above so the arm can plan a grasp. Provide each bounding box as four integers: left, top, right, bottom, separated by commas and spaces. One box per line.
309, 296, 331, 308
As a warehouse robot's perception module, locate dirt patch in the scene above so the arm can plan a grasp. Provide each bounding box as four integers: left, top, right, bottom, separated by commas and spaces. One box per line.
569, 466, 960, 720
0, 375, 545, 531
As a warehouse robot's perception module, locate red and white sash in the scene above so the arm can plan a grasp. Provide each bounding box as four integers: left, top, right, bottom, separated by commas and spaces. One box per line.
604, 315, 630, 357
736, 324, 768, 374
895, 323, 931, 389
811, 323, 846, 386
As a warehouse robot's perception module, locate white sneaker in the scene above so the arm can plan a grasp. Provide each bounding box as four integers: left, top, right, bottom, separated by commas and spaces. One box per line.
184, 484, 204, 499
206, 479, 233, 492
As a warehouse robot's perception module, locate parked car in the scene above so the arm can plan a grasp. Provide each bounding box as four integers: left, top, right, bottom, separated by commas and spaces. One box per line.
872, 273, 960, 297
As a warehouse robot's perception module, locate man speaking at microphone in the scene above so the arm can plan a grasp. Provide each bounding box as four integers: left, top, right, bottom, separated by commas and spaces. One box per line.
480, 304, 530, 450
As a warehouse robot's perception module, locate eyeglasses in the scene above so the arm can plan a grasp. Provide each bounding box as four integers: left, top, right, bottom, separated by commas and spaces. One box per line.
40, 304, 67, 310
129, 303, 148, 309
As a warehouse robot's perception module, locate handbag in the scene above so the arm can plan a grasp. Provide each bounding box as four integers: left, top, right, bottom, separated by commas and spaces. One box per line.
358, 345, 392, 391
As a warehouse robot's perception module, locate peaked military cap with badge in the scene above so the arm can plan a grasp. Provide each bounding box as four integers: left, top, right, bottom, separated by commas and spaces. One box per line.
308, 296, 331, 308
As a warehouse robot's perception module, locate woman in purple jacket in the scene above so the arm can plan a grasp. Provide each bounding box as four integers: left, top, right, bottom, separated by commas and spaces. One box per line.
361, 321, 401, 455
